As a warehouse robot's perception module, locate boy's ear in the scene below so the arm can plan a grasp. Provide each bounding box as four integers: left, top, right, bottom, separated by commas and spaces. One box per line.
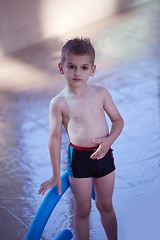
58, 63, 64, 74
90, 65, 96, 77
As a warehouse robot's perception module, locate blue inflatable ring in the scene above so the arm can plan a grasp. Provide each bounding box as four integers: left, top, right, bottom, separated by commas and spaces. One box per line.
26, 171, 95, 240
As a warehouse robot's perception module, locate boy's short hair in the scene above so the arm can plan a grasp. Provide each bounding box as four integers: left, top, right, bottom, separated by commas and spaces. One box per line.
61, 37, 95, 66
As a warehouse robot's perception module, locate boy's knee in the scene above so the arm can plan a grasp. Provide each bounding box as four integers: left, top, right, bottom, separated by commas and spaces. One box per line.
96, 199, 113, 214
75, 203, 91, 218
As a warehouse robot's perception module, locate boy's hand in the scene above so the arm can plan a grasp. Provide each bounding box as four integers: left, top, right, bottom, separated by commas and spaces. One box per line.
90, 137, 111, 160
38, 176, 62, 195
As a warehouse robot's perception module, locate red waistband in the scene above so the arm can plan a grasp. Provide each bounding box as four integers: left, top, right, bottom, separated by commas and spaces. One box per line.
70, 142, 98, 152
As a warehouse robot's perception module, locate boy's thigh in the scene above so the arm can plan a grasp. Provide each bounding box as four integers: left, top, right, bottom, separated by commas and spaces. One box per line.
93, 171, 115, 203
69, 177, 92, 206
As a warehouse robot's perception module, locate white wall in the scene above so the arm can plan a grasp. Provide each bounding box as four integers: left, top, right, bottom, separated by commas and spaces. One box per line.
0, 0, 150, 57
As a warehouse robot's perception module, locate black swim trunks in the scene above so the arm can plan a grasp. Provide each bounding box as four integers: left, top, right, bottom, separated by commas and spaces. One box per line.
67, 143, 115, 178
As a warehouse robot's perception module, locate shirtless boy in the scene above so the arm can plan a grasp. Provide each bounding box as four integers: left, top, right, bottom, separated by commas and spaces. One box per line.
39, 38, 124, 240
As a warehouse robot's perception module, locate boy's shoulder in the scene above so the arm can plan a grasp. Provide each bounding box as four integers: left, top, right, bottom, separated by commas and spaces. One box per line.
50, 90, 66, 111
89, 84, 110, 96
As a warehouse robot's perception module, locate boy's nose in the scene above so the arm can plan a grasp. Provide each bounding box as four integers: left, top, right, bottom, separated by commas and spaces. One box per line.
75, 69, 80, 76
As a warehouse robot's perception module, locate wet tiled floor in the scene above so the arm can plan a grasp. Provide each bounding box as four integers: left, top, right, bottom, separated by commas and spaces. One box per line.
0, 1, 160, 239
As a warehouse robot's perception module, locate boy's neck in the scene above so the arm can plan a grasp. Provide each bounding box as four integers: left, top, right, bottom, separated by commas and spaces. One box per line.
66, 84, 89, 96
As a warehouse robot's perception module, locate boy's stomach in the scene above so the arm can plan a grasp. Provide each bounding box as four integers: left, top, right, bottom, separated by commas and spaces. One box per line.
67, 121, 109, 147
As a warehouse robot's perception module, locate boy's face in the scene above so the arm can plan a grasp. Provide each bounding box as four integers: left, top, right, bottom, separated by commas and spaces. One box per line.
58, 54, 96, 87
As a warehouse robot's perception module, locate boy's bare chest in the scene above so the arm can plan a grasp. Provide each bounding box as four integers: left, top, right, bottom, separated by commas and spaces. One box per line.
62, 95, 103, 123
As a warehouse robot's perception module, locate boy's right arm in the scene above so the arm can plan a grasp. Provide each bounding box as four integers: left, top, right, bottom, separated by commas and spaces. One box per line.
38, 98, 62, 195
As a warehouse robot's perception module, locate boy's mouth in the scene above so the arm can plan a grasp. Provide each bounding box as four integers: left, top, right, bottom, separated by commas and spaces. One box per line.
73, 78, 82, 81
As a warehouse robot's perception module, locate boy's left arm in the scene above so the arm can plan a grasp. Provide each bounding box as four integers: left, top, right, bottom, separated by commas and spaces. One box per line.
91, 88, 124, 160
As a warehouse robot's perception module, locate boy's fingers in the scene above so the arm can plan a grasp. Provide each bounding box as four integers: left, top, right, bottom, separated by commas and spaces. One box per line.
42, 189, 46, 195
93, 138, 102, 144
40, 182, 46, 187
42, 188, 48, 195
90, 144, 102, 158
39, 178, 62, 195
90, 152, 96, 159
42, 183, 52, 195
90, 146, 106, 159
38, 181, 50, 194
38, 189, 42, 194
90, 149, 101, 159
58, 180, 62, 195
39, 186, 46, 195
91, 153, 104, 160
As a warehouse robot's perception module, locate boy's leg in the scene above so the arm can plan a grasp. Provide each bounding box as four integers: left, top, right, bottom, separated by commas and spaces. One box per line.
69, 177, 92, 240
93, 171, 117, 240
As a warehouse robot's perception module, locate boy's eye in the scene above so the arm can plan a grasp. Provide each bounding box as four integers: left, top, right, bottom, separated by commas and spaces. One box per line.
68, 65, 74, 69
82, 66, 88, 70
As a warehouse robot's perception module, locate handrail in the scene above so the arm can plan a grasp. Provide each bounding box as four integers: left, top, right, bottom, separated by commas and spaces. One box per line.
26, 171, 95, 240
